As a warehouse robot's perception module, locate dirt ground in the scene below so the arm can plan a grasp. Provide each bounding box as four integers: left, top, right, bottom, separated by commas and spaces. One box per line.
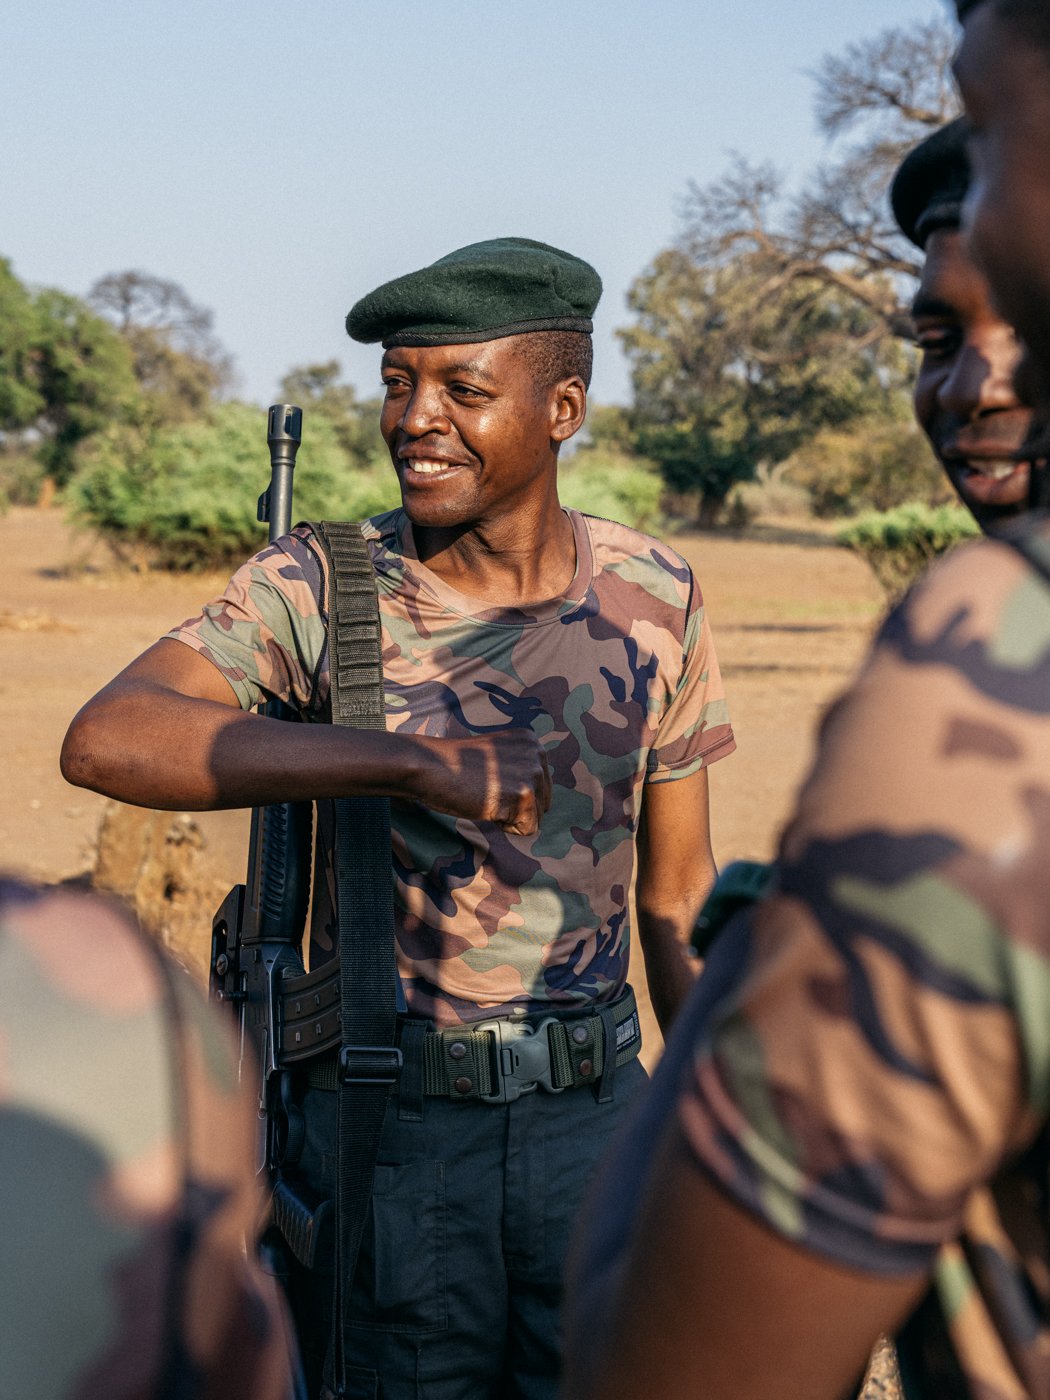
1, 505, 884, 878
1, 504, 900, 1393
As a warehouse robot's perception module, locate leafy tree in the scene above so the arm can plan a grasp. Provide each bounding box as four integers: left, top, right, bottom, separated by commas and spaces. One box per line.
88, 270, 234, 422
278, 361, 387, 468
279, 360, 359, 420
622, 249, 911, 523
0, 258, 45, 429
622, 15, 958, 523
69, 401, 401, 569
559, 448, 663, 532
784, 412, 948, 518
0, 260, 141, 489
30, 289, 142, 483
577, 403, 636, 456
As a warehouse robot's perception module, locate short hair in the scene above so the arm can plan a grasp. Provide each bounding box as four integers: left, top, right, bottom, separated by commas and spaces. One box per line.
513, 330, 593, 393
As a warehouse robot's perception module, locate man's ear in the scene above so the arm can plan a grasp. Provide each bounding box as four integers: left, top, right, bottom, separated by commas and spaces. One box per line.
550, 378, 588, 444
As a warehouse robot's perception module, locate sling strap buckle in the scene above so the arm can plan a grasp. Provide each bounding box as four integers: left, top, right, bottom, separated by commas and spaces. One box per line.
474, 1016, 564, 1104
338, 1044, 403, 1086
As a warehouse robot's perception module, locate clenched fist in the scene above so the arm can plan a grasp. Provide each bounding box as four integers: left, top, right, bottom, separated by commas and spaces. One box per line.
408, 728, 553, 835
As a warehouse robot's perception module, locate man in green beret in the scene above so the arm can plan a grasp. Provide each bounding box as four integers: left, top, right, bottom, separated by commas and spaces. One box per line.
62, 236, 735, 1397
891, 118, 1032, 529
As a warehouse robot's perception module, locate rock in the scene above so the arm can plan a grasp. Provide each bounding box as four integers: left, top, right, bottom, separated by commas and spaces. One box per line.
859, 1335, 902, 1399
91, 801, 226, 985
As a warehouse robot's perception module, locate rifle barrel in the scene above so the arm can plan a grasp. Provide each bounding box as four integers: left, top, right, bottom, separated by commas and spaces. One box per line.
261, 403, 303, 542
242, 404, 312, 945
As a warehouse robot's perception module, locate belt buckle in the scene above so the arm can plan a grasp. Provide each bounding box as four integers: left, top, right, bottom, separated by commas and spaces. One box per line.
475, 1016, 565, 1104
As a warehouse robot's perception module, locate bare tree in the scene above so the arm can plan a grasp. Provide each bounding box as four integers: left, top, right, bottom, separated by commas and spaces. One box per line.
676, 16, 959, 336
89, 270, 235, 417
812, 20, 958, 140
621, 15, 959, 521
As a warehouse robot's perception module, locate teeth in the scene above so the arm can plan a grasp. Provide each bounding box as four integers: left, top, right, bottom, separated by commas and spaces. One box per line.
978, 461, 1020, 481
405, 460, 453, 475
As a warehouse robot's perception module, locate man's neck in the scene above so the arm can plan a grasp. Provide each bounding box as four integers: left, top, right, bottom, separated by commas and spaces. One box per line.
411, 504, 578, 607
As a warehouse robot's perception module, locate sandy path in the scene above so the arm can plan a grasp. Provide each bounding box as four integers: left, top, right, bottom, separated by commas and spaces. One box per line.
0, 507, 254, 883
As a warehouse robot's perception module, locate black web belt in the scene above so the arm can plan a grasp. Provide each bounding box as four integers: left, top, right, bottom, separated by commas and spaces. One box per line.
304, 987, 642, 1103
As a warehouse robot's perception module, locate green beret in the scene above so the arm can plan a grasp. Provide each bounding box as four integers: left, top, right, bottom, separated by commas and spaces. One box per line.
345, 237, 602, 348
890, 119, 971, 249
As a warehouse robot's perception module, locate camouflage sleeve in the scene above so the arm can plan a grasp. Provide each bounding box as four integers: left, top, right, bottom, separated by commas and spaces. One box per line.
646, 573, 735, 782
675, 537, 1050, 1275
0, 880, 294, 1398
166, 525, 330, 714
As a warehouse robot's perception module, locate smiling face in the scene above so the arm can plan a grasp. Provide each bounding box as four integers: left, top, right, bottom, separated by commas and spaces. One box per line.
379, 335, 586, 533
912, 227, 1031, 525
955, 2, 1050, 416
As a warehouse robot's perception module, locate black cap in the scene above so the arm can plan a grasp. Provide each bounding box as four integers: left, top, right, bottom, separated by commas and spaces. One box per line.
890, 119, 971, 250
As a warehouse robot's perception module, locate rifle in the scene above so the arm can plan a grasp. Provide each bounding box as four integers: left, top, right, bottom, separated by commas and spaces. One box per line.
210, 407, 401, 1397
210, 404, 316, 1398
210, 403, 314, 1172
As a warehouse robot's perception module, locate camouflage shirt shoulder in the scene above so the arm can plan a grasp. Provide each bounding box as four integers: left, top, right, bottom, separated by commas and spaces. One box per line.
0, 879, 293, 1399
671, 527, 1050, 1395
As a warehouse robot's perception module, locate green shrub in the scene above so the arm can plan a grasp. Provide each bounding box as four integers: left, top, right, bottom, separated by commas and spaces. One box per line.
69, 408, 668, 567
558, 449, 664, 532
68, 402, 401, 568
837, 502, 979, 597
786, 416, 948, 518
0, 450, 48, 510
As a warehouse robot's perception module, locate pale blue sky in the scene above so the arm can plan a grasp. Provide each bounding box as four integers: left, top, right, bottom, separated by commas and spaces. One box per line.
5, 0, 950, 408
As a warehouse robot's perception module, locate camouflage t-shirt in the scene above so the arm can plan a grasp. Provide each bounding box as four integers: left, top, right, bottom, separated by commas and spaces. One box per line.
168, 508, 735, 1026
673, 532, 1050, 1397
0, 879, 294, 1400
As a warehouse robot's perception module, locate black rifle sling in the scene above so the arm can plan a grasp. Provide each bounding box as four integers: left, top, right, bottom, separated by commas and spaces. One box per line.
314, 519, 399, 1396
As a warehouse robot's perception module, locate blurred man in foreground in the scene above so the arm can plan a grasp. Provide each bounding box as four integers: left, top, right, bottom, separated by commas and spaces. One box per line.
954, 0, 1050, 422
891, 116, 1031, 527
562, 8, 1050, 1396
0, 878, 294, 1399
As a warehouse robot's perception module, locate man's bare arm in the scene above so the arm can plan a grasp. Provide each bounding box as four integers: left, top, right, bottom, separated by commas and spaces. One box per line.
61, 639, 551, 835
634, 768, 717, 1033
562, 1122, 926, 1400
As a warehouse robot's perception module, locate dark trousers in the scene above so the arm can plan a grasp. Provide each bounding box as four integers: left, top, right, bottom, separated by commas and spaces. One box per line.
289, 1053, 647, 1400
